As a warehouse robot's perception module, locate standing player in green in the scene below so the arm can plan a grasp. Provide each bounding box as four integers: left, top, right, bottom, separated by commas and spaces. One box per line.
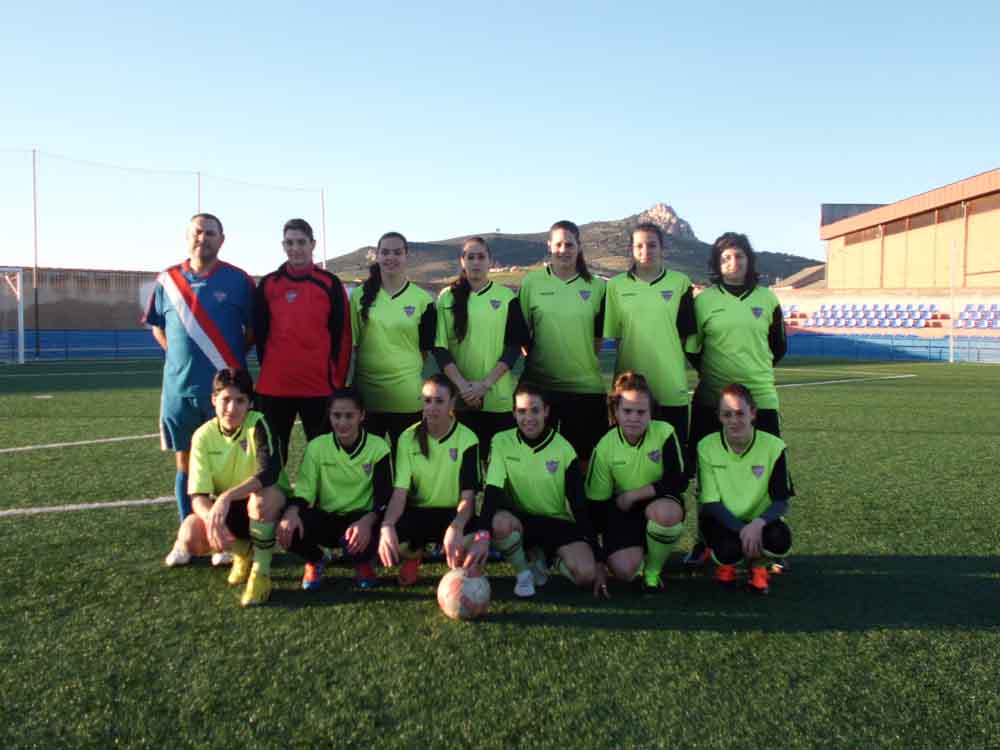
519, 220, 608, 463
350, 231, 436, 446
604, 223, 696, 449
277, 387, 392, 591
684, 232, 786, 567
378, 374, 484, 585
586, 372, 688, 592
697, 384, 794, 595
434, 236, 527, 454
164, 368, 288, 607
466, 382, 607, 598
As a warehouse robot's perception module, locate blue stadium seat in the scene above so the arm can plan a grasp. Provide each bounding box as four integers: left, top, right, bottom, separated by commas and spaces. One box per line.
790, 304, 799, 312
903, 320, 913, 328
894, 303, 903, 311
830, 303, 839, 311
979, 303, 988, 312
880, 319, 890, 328
993, 320, 1000, 329
929, 303, 939, 312
878, 311, 886, 319
922, 311, 931, 320
820, 303, 828, 311
917, 303, 927, 312
835, 320, 844, 328
965, 303, 976, 312
992, 304, 999, 312
873, 303, 882, 311
954, 320, 965, 329
803, 319, 813, 327
916, 319, 926, 329
978, 320, 989, 329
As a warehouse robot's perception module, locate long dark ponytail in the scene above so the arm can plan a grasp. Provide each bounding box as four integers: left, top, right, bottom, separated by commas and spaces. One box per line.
549, 220, 591, 282
416, 373, 458, 458
450, 236, 490, 342
360, 231, 408, 322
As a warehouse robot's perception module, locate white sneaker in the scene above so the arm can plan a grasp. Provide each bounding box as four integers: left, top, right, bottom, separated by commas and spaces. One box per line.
165, 545, 191, 567
514, 569, 536, 598
211, 551, 233, 567
530, 556, 549, 587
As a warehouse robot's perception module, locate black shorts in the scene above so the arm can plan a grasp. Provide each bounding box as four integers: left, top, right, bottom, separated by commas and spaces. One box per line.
288, 507, 377, 563
601, 496, 685, 556
224, 498, 251, 540
366, 411, 422, 449
698, 513, 792, 565
544, 390, 609, 461
256, 394, 331, 464
395, 506, 459, 550
654, 404, 689, 456
517, 513, 586, 562
457, 410, 515, 459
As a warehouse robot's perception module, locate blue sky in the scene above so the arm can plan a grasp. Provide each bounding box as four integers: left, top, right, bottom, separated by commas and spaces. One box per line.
1, 1, 997, 275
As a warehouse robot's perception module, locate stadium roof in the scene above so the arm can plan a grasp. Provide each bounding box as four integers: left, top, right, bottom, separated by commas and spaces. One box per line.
819, 168, 1000, 241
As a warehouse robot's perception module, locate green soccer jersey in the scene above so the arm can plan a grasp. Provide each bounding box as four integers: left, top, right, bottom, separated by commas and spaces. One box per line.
435, 282, 517, 414
295, 429, 391, 514
586, 420, 685, 501
350, 281, 435, 413
687, 285, 782, 410
486, 427, 579, 521
394, 420, 480, 508
697, 429, 792, 521
188, 411, 290, 496
519, 267, 606, 394
604, 269, 692, 408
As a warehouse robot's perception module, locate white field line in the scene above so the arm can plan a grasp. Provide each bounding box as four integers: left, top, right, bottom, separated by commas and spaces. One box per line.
776, 374, 916, 388
0, 496, 172, 517
0, 369, 161, 378
778, 366, 900, 377
0, 433, 159, 454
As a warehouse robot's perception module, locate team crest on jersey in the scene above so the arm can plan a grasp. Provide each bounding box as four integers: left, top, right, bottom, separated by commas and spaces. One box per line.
545, 460, 559, 474
752, 465, 764, 478
752, 307, 763, 318
363, 463, 372, 476
579, 290, 591, 301
286, 290, 298, 303
648, 449, 661, 463
239, 439, 248, 452
447, 448, 457, 462
661, 291, 673, 302
214, 291, 228, 303
404, 305, 416, 317
490, 299, 501, 310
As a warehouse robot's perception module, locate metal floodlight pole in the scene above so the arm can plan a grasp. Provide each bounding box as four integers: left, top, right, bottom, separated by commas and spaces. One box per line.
320, 188, 328, 267
949, 239, 956, 364
196, 171, 202, 212
31, 148, 40, 357
16, 268, 24, 364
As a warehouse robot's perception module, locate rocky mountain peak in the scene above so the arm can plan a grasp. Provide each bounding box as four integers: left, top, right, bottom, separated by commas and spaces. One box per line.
638, 203, 695, 239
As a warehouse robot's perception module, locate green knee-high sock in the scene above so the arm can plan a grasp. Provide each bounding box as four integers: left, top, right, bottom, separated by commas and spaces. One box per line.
494, 531, 529, 574
644, 520, 684, 583
249, 520, 276, 576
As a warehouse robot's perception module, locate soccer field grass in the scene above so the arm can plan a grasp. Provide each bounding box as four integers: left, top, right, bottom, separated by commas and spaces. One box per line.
2, 359, 999, 749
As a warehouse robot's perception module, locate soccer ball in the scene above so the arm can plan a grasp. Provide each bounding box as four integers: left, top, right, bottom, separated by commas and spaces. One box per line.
437, 568, 491, 621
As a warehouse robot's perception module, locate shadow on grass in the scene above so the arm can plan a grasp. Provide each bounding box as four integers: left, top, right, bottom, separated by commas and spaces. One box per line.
257, 554, 1000, 632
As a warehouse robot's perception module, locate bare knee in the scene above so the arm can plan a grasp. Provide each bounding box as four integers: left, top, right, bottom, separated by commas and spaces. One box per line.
492, 511, 519, 540
647, 498, 684, 527
608, 549, 641, 581
178, 515, 210, 555
249, 486, 285, 521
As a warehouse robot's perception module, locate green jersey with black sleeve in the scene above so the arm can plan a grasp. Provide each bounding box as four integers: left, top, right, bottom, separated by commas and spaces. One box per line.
350, 281, 436, 413
293, 429, 392, 515
585, 420, 687, 502
696, 429, 794, 522
604, 269, 694, 408
519, 266, 606, 394
188, 411, 290, 496
393, 420, 480, 508
484, 427, 581, 521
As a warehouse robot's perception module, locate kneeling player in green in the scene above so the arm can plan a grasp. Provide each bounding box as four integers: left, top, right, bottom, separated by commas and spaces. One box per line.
586, 372, 688, 592
378, 374, 485, 585
466, 382, 607, 598
697, 383, 794, 595
277, 387, 392, 591
164, 368, 288, 607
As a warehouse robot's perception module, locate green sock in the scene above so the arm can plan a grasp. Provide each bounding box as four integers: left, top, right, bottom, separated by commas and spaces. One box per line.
644, 520, 684, 583
249, 520, 276, 576
494, 531, 529, 573
231, 538, 252, 558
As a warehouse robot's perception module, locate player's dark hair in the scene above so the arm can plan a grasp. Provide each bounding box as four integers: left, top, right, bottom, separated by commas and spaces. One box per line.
709, 232, 759, 286
212, 368, 254, 398
283, 218, 314, 241
720, 382, 757, 413
608, 370, 657, 425
416, 373, 457, 458
360, 231, 408, 322
549, 220, 592, 282
327, 386, 365, 414
629, 223, 665, 274
450, 237, 491, 342
190, 213, 224, 235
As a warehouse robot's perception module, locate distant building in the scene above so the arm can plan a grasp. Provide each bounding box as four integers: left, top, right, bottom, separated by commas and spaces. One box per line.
820, 169, 1000, 289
